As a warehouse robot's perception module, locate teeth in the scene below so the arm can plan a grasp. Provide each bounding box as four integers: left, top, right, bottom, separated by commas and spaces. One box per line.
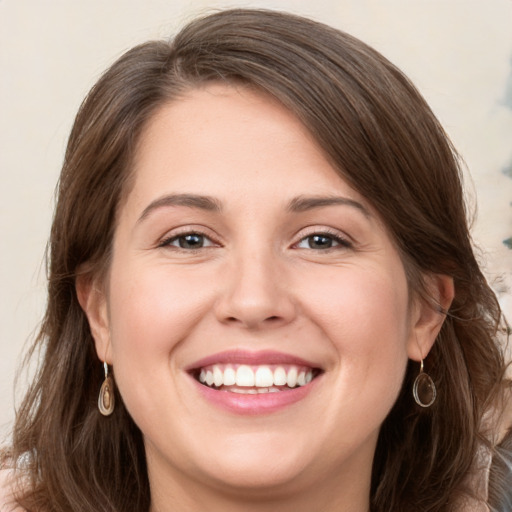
213, 366, 223, 387
197, 364, 316, 390
223, 366, 236, 386
273, 366, 287, 386
286, 367, 298, 388
255, 366, 274, 387
236, 365, 255, 387
228, 386, 282, 394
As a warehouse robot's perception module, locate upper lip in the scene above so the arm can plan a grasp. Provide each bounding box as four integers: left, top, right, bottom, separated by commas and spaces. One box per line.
186, 349, 322, 371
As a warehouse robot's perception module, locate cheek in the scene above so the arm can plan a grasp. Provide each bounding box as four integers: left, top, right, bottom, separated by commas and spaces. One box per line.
106, 260, 214, 393
301, 264, 411, 411
105, 259, 220, 430
303, 263, 410, 350
109, 261, 205, 341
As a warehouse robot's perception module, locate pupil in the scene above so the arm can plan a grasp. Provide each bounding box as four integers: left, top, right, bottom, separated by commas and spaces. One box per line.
179, 234, 203, 248
309, 235, 332, 249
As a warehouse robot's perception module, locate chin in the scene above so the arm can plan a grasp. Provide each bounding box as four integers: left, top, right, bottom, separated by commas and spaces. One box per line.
190, 432, 313, 493
201, 460, 309, 498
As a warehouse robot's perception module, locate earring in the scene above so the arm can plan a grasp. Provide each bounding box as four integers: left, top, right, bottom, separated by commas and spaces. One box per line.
412, 359, 436, 408
98, 362, 115, 416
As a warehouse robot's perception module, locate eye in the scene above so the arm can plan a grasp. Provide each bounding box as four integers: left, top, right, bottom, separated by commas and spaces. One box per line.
295, 232, 351, 250
160, 232, 216, 250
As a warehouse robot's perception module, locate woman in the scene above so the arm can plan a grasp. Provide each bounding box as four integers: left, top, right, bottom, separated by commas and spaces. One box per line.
1, 8, 511, 512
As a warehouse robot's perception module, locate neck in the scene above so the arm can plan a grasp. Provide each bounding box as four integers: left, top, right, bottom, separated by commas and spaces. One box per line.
150, 486, 370, 512
147, 457, 371, 512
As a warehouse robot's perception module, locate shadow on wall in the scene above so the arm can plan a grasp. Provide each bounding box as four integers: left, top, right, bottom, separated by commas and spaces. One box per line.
502, 55, 512, 251
497, 54, 512, 325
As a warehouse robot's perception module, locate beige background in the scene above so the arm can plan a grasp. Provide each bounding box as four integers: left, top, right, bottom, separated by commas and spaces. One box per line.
1, 0, 512, 440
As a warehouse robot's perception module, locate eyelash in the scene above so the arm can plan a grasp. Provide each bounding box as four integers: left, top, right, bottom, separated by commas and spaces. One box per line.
293, 229, 353, 251
158, 231, 219, 250
158, 228, 353, 252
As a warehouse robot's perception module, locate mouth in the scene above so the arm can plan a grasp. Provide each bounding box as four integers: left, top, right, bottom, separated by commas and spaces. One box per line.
191, 363, 322, 394
187, 350, 324, 410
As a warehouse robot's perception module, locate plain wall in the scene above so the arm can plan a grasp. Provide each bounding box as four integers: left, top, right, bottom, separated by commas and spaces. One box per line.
1, 0, 512, 440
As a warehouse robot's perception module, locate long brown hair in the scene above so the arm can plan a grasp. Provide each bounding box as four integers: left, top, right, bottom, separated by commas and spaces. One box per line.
8, 9, 511, 511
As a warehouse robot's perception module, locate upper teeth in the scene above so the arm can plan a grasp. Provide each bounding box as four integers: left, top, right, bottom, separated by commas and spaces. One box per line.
198, 364, 314, 389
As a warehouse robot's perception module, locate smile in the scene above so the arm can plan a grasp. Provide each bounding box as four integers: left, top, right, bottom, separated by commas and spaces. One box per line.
187, 350, 323, 414
196, 364, 317, 393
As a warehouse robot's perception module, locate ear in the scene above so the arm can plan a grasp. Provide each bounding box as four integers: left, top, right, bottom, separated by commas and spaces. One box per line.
407, 274, 454, 362
76, 273, 112, 364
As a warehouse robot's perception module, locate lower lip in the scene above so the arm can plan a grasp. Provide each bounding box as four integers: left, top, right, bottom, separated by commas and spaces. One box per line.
191, 376, 319, 415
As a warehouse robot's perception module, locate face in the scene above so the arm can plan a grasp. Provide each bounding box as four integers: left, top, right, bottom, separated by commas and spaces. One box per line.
86, 84, 430, 505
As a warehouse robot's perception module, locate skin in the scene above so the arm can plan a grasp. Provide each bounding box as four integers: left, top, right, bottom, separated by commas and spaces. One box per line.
79, 84, 453, 512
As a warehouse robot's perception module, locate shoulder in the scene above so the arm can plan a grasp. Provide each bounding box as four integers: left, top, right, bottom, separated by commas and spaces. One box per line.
452, 390, 512, 511
0, 469, 26, 512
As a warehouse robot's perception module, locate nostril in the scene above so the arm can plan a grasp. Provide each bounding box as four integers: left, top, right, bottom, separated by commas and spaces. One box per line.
225, 315, 281, 322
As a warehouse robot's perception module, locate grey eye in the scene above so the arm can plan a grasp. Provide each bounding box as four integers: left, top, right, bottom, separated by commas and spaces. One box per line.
177, 234, 205, 248
163, 233, 215, 249
297, 234, 339, 250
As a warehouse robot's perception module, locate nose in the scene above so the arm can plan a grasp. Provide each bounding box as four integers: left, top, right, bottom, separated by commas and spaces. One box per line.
214, 248, 297, 330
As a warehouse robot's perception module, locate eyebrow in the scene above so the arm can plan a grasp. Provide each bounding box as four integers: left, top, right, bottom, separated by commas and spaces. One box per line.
137, 193, 371, 223
137, 193, 222, 223
287, 195, 371, 217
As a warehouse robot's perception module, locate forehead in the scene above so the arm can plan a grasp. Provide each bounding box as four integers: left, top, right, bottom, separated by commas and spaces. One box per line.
127, 84, 369, 211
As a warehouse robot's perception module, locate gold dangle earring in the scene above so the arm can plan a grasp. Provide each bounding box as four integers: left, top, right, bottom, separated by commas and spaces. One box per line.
98, 361, 115, 416
412, 359, 436, 408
